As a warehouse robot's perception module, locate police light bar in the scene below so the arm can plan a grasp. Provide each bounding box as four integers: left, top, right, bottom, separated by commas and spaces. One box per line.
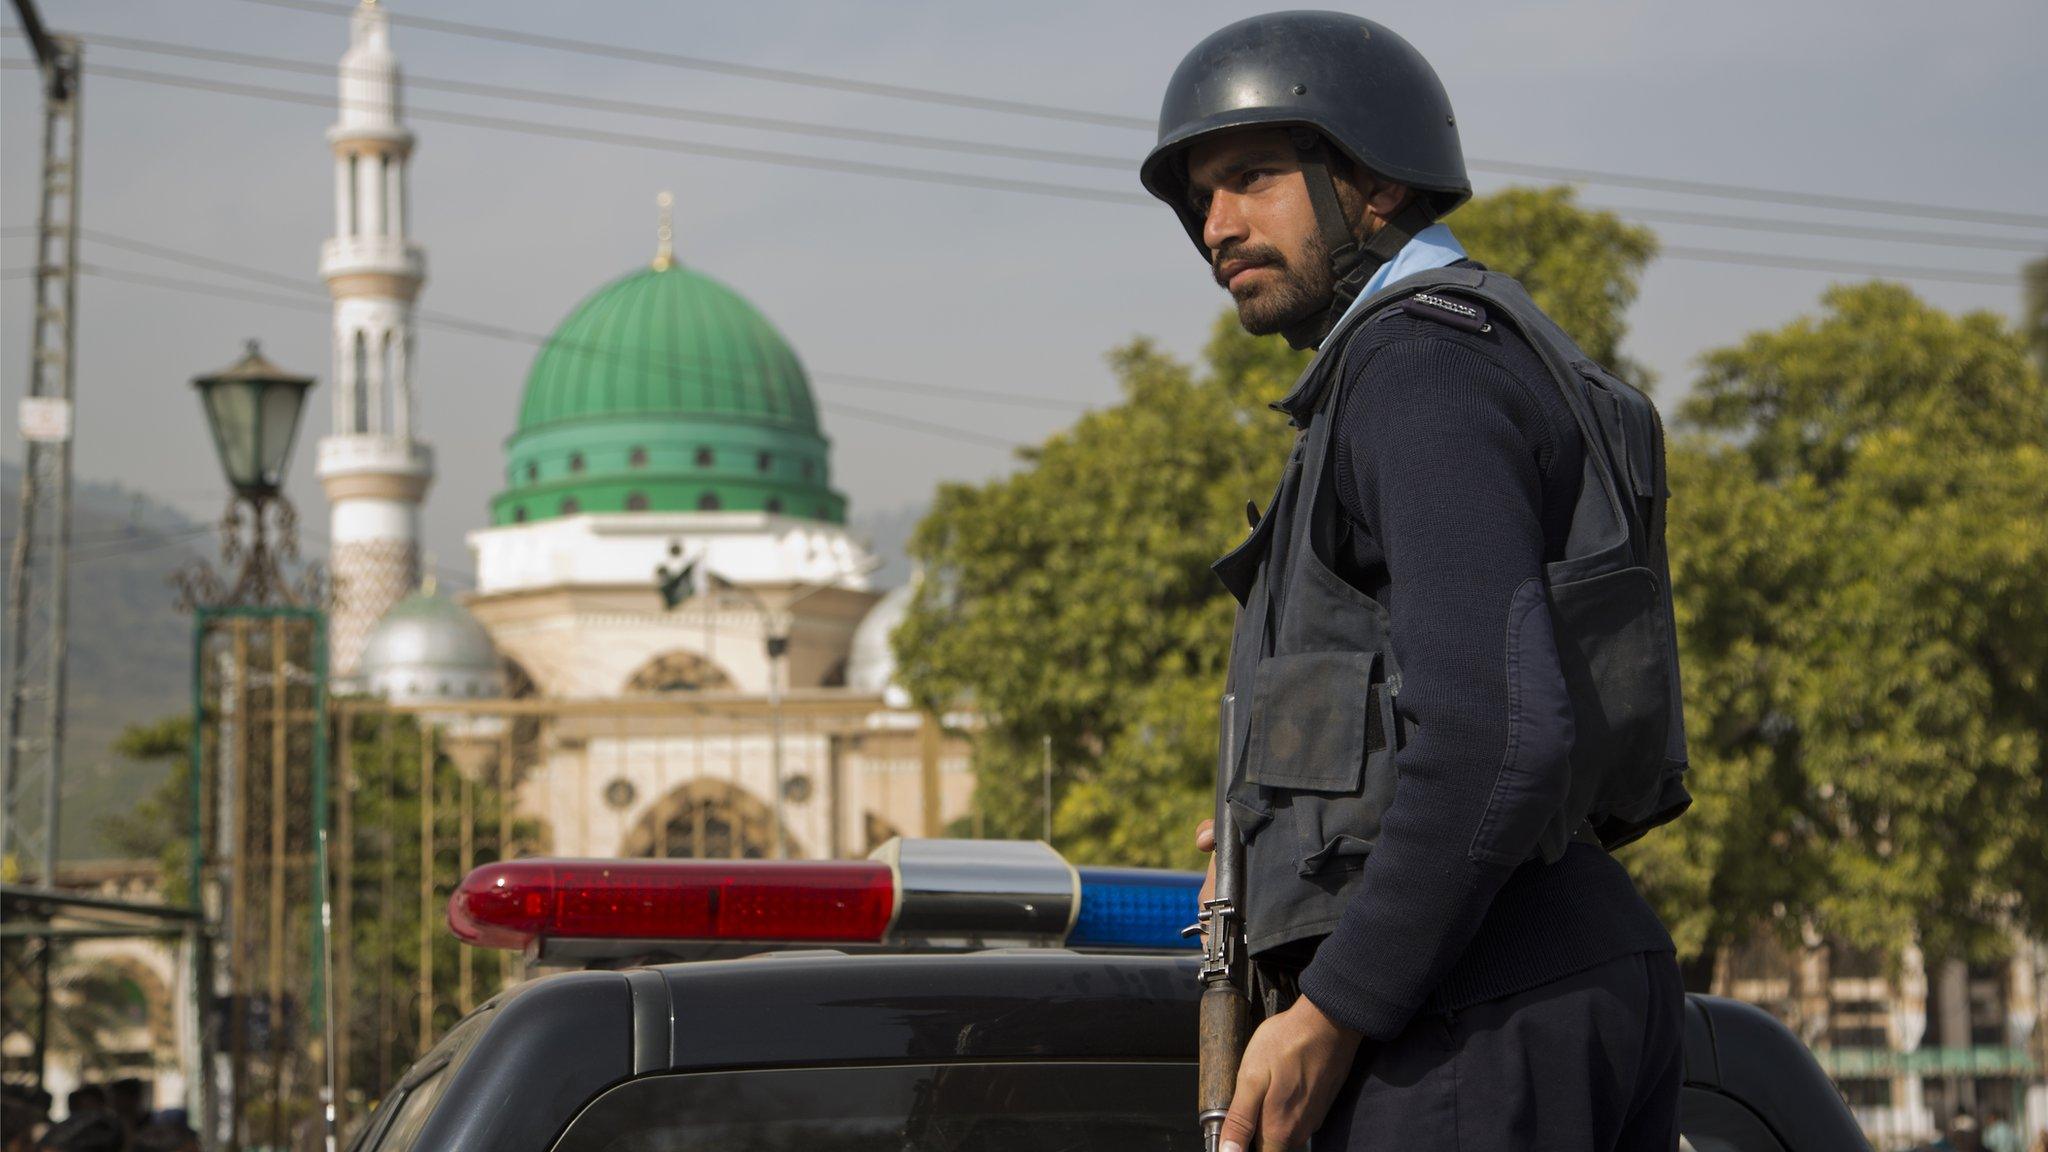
448, 838, 1202, 960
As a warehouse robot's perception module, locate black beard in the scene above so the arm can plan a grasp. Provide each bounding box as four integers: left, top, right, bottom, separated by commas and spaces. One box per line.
1217, 231, 1335, 337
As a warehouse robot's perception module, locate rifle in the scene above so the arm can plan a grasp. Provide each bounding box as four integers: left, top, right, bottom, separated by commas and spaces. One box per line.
1194, 692, 1252, 1152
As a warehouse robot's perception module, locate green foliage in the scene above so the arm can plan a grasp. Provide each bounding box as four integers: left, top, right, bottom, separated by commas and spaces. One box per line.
100, 715, 196, 902
333, 711, 534, 1101
1451, 185, 1659, 376
106, 708, 532, 1104
2025, 254, 2047, 370
1633, 282, 2047, 963
896, 186, 1655, 869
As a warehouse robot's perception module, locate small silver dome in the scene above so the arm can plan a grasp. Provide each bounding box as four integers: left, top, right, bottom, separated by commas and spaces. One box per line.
360, 587, 504, 704
847, 582, 915, 695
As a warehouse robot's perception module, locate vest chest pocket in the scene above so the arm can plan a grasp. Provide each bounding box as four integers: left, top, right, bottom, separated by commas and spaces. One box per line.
1245, 651, 1380, 790
1243, 651, 1399, 876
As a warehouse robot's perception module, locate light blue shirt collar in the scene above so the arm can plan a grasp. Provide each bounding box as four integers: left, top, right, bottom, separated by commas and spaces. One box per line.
1320, 222, 1467, 347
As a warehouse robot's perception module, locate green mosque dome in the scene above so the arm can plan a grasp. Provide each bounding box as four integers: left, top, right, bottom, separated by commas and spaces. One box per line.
492, 259, 846, 527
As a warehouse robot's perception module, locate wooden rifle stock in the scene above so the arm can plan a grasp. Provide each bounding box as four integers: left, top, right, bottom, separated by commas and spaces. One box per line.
1197, 693, 1252, 1152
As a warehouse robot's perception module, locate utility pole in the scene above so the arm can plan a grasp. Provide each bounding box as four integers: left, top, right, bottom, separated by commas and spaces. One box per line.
0, 0, 82, 1093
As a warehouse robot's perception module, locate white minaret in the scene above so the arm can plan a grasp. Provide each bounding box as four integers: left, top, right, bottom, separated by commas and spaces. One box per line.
317, 0, 432, 687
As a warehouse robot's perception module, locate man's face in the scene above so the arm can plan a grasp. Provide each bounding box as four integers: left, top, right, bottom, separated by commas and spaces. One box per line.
1183, 129, 1336, 337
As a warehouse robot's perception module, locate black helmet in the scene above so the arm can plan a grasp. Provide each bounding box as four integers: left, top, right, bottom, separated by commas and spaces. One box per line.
1140, 11, 1471, 253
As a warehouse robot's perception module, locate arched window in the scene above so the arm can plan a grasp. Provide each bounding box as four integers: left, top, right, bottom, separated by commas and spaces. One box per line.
756, 451, 773, 473
525, 462, 538, 483
560, 497, 580, 515
694, 447, 714, 467
351, 331, 369, 432
568, 452, 585, 473
346, 154, 360, 235
765, 497, 783, 514
802, 460, 816, 481
629, 446, 648, 468
697, 493, 721, 511
620, 780, 782, 860
511, 506, 527, 523
625, 492, 649, 511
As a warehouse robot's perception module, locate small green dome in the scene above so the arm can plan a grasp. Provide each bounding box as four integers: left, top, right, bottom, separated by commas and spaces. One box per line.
494, 262, 846, 526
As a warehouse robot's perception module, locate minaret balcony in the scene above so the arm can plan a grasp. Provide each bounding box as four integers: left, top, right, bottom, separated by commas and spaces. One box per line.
318, 434, 433, 484
321, 236, 426, 285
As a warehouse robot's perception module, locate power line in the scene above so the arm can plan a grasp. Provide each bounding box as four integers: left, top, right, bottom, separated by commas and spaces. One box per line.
5, 60, 2021, 288
1470, 158, 2048, 233
1654, 245, 2022, 286
210, 0, 2048, 232
51, 262, 1040, 450
10, 225, 1094, 415
1575, 203, 2038, 253
26, 33, 2039, 254
224, 0, 1156, 132
45, 30, 1137, 173
18, 59, 1156, 206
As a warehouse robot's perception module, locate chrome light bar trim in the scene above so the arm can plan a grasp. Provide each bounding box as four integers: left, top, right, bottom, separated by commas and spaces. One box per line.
871, 837, 1078, 947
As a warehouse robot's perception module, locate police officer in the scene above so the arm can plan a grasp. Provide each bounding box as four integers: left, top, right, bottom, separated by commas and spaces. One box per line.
1143, 13, 1689, 1151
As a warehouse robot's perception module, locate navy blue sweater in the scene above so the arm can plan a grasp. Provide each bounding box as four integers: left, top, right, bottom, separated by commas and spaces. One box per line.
1291, 303, 1673, 1043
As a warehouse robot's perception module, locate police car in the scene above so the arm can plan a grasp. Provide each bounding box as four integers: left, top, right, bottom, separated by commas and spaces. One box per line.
348, 839, 1870, 1152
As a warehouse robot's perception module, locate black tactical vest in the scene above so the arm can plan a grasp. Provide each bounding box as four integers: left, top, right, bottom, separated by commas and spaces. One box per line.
1214, 266, 1691, 956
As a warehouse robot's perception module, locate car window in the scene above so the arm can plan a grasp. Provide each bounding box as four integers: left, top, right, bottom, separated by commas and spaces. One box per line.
367, 1066, 449, 1152
553, 1061, 1194, 1152
352, 1007, 496, 1152
1679, 1088, 1788, 1152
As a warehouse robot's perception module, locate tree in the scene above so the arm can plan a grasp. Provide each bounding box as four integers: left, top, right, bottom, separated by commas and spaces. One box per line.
896, 187, 1658, 868
1450, 185, 1658, 376
103, 709, 531, 1109
2025, 254, 2047, 370
100, 715, 196, 901
1635, 282, 2047, 965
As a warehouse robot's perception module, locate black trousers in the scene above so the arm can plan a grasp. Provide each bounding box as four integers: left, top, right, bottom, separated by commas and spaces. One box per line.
1311, 950, 1684, 1152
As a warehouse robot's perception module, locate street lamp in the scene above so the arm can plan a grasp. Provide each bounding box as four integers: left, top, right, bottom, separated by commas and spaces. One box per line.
195, 339, 314, 501
176, 341, 334, 1151
176, 340, 317, 607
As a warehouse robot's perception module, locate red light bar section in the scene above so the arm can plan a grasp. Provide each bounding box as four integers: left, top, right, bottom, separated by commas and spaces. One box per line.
448, 859, 896, 951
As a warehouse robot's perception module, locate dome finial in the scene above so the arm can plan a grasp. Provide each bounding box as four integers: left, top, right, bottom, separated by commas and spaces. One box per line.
652, 191, 675, 271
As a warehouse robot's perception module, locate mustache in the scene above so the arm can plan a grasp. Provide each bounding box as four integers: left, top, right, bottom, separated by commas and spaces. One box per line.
1212, 243, 1288, 289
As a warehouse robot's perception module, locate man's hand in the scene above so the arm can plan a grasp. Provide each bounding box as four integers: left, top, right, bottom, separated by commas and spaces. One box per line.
1219, 994, 1363, 1152
1196, 818, 1217, 913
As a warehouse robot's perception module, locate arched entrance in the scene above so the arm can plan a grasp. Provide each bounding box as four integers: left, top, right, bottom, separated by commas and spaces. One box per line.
623, 651, 734, 695
620, 779, 787, 860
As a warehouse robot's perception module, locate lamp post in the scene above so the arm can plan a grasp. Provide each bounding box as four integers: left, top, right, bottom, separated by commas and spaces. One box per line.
175, 340, 332, 1152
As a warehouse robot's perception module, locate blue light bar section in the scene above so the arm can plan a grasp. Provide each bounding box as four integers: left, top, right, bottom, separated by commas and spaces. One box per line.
1069, 867, 1202, 950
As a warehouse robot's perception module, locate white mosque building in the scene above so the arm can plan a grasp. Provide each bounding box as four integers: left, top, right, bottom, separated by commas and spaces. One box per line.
329, 1, 973, 861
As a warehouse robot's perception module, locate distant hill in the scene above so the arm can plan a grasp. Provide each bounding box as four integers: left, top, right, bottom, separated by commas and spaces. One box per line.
1, 463, 210, 859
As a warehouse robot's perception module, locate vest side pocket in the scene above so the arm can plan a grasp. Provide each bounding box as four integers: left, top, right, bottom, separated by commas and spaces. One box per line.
1469, 579, 1578, 867
1546, 564, 1673, 837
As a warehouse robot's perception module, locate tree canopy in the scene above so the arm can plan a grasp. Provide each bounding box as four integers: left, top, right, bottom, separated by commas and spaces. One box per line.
1634, 282, 2047, 962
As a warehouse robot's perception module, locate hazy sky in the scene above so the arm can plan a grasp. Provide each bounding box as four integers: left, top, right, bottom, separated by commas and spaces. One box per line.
4, 0, 2042, 586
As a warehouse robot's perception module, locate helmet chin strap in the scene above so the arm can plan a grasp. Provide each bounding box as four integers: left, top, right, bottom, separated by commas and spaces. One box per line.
1281, 133, 1436, 350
